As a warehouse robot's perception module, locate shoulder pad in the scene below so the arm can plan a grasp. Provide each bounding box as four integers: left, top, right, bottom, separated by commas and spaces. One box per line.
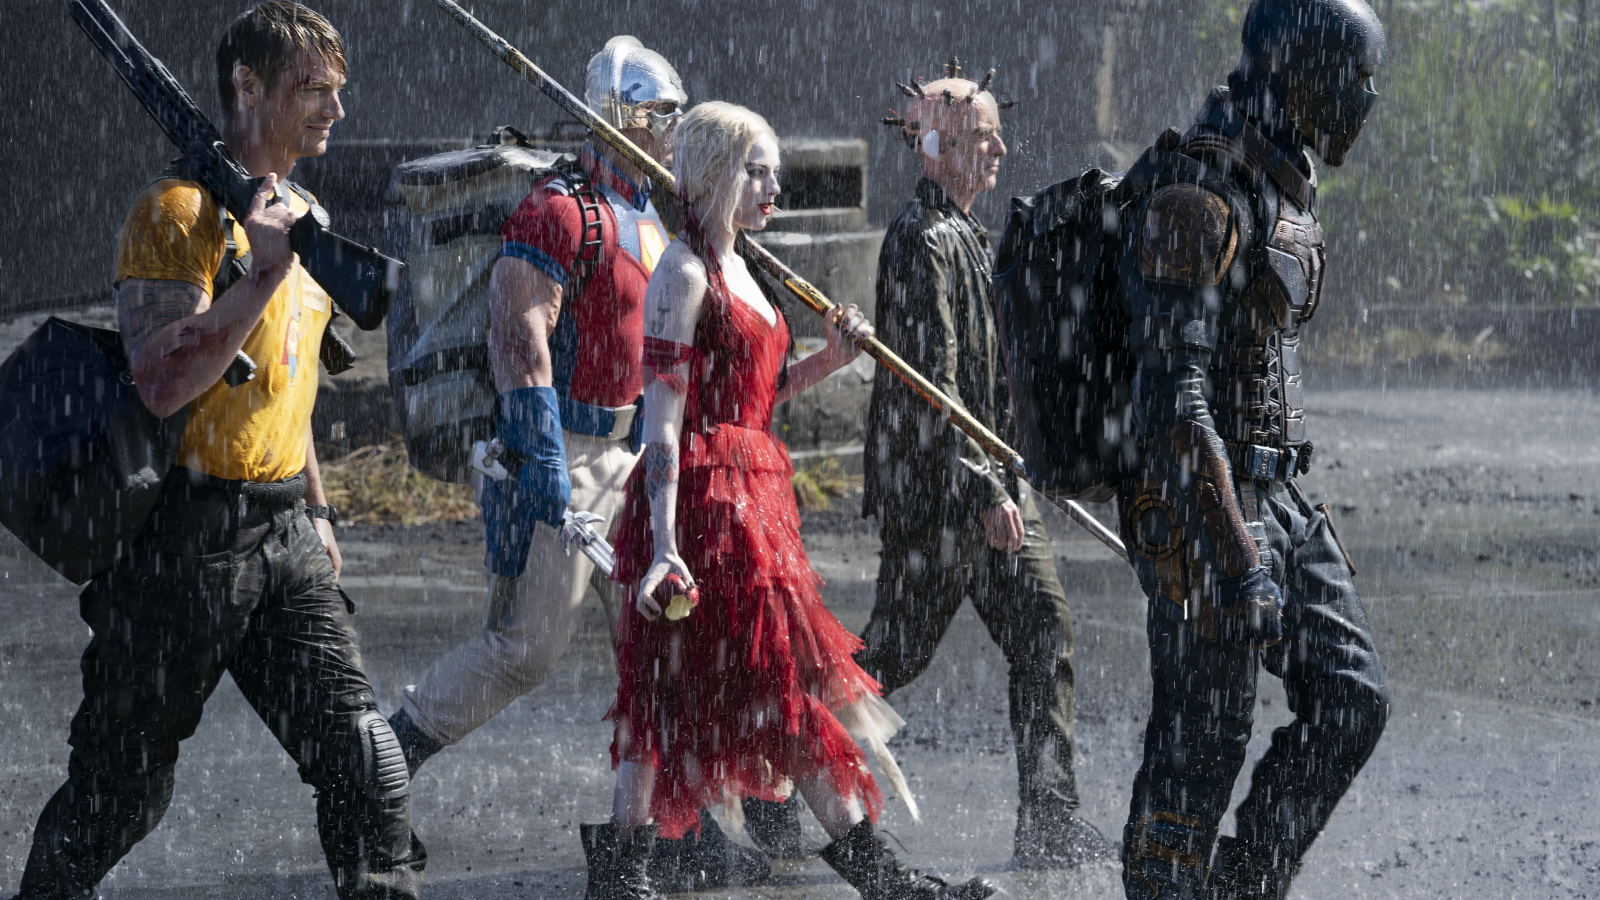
1138, 184, 1237, 286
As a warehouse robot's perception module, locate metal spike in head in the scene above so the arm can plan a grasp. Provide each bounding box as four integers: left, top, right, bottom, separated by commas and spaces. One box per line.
945, 56, 962, 78
997, 99, 1017, 110
912, 79, 927, 96
942, 89, 954, 106
881, 116, 906, 126
978, 67, 995, 93
895, 82, 919, 97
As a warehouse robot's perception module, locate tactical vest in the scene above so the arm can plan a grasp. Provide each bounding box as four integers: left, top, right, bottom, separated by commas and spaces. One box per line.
1177, 93, 1325, 455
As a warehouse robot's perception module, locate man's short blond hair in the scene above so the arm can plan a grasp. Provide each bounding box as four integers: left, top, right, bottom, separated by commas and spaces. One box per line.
217, 1, 346, 119
671, 101, 778, 233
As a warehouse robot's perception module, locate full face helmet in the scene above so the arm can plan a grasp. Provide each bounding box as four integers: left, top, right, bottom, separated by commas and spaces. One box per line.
584, 36, 688, 139
1242, 0, 1387, 165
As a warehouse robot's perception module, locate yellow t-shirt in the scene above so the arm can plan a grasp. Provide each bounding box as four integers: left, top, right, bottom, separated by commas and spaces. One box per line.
115, 179, 332, 482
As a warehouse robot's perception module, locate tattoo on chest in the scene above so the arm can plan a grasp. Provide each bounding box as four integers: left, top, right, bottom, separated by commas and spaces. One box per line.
645, 441, 678, 502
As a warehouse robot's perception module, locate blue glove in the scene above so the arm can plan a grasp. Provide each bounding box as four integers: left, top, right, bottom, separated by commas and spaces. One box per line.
482, 386, 570, 579
1212, 565, 1285, 648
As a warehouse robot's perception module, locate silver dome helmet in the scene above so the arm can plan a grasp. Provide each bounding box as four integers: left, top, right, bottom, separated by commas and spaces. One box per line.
584, 36, 687, 139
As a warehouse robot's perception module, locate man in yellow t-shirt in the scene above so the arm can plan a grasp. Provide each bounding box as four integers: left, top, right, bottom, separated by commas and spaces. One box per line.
14, 5, 425, 900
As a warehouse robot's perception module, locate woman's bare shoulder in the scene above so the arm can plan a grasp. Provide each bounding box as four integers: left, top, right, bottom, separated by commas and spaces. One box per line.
647, 239, 710, 308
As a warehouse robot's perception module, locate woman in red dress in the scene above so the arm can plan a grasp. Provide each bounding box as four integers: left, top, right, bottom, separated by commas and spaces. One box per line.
577, 101, 995, 900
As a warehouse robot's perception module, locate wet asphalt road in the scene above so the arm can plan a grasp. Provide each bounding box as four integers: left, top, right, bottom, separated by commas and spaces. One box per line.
5, 388, 1600, 899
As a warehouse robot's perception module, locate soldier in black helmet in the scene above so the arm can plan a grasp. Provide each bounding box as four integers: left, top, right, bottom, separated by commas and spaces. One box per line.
1110, 0, 1391, 898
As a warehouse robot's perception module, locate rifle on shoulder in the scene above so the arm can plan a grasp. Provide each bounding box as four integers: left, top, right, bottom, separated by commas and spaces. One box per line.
70, 0, 400, 331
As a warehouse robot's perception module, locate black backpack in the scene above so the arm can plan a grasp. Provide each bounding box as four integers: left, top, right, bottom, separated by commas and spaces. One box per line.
994, 131, 1258, 504
993, 167, 1138, 504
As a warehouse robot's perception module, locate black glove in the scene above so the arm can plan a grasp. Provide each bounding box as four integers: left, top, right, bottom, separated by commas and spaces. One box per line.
1212, 565, 1284, 648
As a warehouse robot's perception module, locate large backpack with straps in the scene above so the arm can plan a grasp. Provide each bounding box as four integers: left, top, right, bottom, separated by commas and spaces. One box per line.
994, 129, 1257, 503
384, 132, 603, 483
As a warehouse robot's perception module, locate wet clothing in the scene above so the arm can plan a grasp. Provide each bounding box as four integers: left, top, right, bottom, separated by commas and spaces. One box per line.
19, 471, 425, 899
115, 179, 333, 483
1122, 483, 1385, 899
498, 144, 667, 410
399, 143, 662, 751
400, 429, 635, 745
1117, 90, 1388, 899
21, 173, 423, 900
858, 178, 1084, 829
858, 486, 1080, 820
863, 178, 1013, 522
609, 235, 894, 841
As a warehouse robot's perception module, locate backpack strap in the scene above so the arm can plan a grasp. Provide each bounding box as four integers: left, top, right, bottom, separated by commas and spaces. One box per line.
554, 157, 606, 302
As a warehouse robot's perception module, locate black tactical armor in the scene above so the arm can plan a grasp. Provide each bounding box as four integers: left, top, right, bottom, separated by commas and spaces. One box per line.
1113, 1, 1391, 897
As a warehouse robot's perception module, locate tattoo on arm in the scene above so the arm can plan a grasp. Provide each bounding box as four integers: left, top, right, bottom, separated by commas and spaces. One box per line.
118, 279, 208, 362
644, 441, 679, 503
649, 300, 671, 336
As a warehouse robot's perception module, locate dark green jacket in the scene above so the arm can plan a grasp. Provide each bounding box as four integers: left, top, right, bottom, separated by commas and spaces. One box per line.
863, 178, 1015, 525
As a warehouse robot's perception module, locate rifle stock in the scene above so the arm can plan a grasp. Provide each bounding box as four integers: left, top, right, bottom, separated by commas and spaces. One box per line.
427, 0, 1129, 559
70, 0, 400, 331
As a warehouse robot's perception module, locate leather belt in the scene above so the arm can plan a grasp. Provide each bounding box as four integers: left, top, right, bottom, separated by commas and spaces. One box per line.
559, 394, 641, 442
175, 467, 307, 509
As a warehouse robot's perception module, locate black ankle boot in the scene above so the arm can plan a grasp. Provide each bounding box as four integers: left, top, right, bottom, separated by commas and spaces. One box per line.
647, 810, 771, 891
581, 822, 663, 900
819, 820, 996, 900
1012, 805, 1118, 870
387, 709, 444, 777
1208, 836, 1297, 900
742, 795, 808, 858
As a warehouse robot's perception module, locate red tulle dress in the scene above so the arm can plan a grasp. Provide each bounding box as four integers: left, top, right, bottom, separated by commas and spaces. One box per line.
608, 248, 890, 841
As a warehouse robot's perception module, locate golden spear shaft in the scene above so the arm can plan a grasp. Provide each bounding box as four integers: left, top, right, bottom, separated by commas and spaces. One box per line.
427, 0, 1128, 559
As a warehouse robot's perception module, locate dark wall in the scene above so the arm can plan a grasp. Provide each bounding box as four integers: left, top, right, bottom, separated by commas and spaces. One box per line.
0, 0, 1201, 314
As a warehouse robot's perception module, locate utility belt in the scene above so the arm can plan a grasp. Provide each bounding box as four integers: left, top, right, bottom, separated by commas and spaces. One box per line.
173, 466, 308, 514
558, 392, 643, 444
1226, 441, 1312, 485
1226, 442, 1312, 546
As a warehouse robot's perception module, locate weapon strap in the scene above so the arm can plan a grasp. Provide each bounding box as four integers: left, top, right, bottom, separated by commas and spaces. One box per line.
154, 158, 352, 375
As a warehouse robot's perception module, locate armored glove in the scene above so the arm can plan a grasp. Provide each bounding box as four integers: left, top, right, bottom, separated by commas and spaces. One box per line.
482, 386, 571, 579
1213, 565, 1284, 648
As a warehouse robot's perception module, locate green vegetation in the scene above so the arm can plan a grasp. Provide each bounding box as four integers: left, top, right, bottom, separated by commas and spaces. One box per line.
1199, 0, 1599, 307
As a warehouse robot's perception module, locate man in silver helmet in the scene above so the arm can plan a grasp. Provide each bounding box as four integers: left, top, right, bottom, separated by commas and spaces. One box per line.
386, 36, 768, 894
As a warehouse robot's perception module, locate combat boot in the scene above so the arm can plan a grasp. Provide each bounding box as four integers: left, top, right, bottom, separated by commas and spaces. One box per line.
742, 795, 809, 858
819, 819, 996, 900
647, 810, 771, 891
1207, 836, 1298, 900
1012, 802, 1118, 869
387, 708, 444, 776
581, 822, 663, 900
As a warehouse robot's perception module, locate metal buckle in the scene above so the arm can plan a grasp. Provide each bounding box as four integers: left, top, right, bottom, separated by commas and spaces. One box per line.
1240, 444, 1278, 481
1238, 444, 1299, 483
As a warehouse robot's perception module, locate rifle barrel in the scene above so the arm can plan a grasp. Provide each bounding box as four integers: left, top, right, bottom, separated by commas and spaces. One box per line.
428, 0, 1128, 560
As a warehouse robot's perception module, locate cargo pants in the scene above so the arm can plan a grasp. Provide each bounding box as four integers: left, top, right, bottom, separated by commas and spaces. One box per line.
18, 468, 425, 900
857, 486, 1082, 833
1119, 477, 1389, 899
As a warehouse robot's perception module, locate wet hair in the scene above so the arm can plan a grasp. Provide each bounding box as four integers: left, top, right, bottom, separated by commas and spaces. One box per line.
217, 1, 346, 120
671, 101, 778, 233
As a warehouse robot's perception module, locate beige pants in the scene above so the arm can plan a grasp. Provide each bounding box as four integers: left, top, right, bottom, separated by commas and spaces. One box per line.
401, 430, 638, 745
